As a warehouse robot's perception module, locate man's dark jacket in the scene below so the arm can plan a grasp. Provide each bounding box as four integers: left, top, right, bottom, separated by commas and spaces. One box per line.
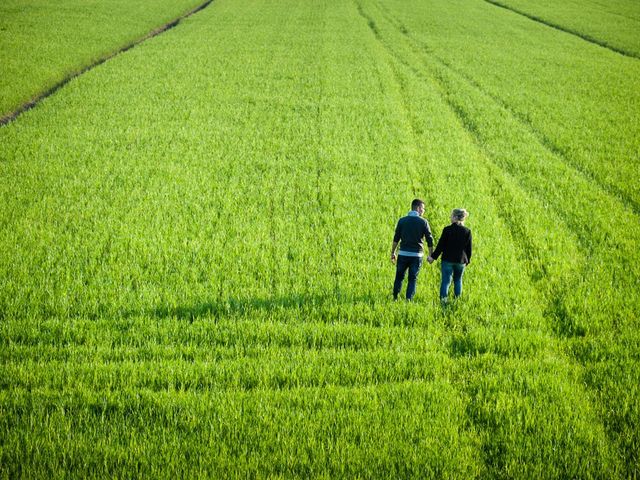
394, 213, 434, 255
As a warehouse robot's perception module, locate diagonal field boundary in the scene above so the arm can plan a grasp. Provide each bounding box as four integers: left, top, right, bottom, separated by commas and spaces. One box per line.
483, 0, 639, 60
0, 0, 213, 128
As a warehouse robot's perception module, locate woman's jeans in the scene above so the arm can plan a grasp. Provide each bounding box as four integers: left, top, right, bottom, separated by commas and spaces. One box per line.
393, 255, 423, 300
440, 261, 465, 299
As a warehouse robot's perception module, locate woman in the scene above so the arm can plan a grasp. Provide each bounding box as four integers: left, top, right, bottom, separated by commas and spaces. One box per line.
427, 209, 472, 302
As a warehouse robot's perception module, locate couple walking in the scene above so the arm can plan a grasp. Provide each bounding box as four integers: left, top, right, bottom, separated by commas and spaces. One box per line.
391, 199, 472, 302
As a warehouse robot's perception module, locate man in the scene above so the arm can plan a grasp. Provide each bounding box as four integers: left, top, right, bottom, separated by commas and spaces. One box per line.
391, 198, 434, 301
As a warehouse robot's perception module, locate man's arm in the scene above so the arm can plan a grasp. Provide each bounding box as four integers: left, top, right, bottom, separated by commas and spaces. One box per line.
390, 241, 399, 264
428, 227, 446, 264
391, 220, 402, 264
424, 220, 434, 257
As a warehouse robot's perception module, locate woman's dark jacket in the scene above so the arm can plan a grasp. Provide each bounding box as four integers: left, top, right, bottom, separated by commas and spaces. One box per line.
431, 223, 472, 264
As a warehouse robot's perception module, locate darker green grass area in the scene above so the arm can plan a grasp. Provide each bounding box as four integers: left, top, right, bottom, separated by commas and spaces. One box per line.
1, 383, 480, 479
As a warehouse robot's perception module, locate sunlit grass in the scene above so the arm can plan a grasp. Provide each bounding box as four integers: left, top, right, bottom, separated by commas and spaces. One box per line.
0, 0, 638, 477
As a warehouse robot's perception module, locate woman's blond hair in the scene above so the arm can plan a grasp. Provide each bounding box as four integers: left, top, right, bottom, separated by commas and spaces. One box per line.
452, 208, 469, 222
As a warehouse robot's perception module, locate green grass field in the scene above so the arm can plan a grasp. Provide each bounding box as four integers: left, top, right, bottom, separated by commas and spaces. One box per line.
1, 0, 639, 477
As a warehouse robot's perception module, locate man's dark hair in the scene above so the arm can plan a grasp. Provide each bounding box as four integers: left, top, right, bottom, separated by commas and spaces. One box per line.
411, 198, 425, 210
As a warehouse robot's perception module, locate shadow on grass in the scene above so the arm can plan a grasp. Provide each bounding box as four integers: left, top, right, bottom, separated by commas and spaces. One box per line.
142, 292, 383, 322
47, 292, 419, 322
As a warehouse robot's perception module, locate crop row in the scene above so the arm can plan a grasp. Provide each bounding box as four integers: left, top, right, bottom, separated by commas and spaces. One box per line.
2, 348, 449, 392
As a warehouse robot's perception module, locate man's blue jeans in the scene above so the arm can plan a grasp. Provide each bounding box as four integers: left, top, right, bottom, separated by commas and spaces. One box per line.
440, 261, 465, 299
393, 255, 423, 300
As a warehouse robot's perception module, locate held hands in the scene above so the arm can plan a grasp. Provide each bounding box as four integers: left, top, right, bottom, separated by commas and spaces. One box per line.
392, 253, 436, 265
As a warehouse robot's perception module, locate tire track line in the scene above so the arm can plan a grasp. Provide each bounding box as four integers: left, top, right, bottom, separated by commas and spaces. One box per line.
0, 0, 214, 127
358, 0, 610, 341
354, 8, 609, 469
356, 3, 624, 469
355, 3, 440, 211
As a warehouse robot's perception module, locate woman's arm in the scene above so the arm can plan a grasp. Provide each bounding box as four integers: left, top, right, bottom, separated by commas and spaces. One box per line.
465, 230, 472, 264
430, 227, 447, 260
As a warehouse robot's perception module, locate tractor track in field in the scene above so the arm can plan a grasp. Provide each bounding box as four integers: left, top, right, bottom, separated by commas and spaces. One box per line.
482, 0, 640, 60
356, 6, 606, 467
361, 0, 640, 251
0, 0, 214, 128
362, 0, 640, 324
358, 3, 633, 472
